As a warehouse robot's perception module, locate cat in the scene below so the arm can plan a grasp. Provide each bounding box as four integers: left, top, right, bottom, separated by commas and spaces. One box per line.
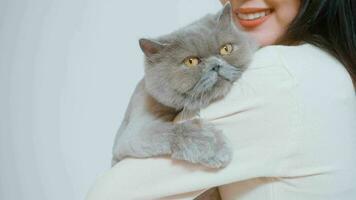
112, 3, 257, 168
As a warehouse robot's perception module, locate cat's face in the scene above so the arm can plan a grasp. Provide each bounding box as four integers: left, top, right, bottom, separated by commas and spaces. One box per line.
140, 3, 258, 110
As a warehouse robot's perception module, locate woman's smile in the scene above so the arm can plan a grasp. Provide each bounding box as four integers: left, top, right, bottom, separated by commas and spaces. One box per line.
235, 7, 273, 28
221, 0, 300, 46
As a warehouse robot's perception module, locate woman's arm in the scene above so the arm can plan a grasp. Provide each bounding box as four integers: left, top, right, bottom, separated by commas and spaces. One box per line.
86, 46, 300, 200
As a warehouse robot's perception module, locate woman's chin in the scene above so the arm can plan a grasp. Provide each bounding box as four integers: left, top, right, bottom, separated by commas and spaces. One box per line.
249, 32, 278, 46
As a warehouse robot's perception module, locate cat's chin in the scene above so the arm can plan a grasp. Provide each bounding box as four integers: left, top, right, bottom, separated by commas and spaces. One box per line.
182, 79, 233, 111
207, 79, 233, 103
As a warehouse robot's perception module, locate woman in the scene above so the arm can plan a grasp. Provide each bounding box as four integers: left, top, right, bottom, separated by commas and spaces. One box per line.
86, 0, 356, 199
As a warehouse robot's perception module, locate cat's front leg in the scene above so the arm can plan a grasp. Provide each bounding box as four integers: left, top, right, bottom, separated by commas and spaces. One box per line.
112, 120, 175, 165
171, 119, 233, 168
112, 119, 232, 168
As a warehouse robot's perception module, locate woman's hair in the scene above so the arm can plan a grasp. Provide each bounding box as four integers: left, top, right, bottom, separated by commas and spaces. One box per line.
281, 0, 356, 87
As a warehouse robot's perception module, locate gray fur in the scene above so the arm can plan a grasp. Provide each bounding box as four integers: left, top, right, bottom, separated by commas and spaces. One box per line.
112, 3, 258, 168
143, 4, 256, 111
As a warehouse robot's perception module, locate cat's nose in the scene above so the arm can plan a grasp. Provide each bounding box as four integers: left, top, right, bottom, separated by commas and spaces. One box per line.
212, 65, 221, 72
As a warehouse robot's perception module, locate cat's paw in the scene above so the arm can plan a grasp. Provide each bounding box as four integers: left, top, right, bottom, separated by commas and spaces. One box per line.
171, 120, 232, 168
200, 131, 233, 168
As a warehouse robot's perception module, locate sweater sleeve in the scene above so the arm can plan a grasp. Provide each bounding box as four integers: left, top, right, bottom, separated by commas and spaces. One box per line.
85, 46, 300, 200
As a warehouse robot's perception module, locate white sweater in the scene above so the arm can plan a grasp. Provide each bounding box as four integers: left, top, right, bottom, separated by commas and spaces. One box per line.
86, 43, 356, 200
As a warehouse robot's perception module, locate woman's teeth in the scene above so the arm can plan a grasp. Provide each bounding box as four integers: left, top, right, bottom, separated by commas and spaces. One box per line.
238, 10, 271, 20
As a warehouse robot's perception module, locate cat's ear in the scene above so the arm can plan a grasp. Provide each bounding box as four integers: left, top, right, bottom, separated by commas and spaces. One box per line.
139, 38, 165, 58
217, 2, 233, 28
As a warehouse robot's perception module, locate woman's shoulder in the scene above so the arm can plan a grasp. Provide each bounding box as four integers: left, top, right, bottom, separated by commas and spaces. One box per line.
201, 43, 355, 120
251, 43, 340, 70
249, 43, 354, 95
252, 43, 342, 69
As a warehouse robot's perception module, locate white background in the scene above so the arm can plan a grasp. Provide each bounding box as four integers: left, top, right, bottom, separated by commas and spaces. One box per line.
0, 0, 221, 199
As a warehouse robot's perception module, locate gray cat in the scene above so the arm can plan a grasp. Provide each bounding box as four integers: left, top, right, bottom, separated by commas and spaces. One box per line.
112, 3, 257, 168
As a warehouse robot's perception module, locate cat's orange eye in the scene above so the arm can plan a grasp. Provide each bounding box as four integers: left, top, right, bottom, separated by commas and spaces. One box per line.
220, 43, 233, 55
183, 57, 200, 67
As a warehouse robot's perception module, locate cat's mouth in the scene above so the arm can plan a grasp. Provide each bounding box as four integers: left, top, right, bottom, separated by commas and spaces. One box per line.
179, 65, 241, 110
215, 75, 234, 89
218, 74, 236, 83
187, 73, 232, 95
190, 67, 238, 92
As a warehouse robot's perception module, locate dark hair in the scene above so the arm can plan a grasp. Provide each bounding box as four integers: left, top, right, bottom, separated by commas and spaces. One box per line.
281, 0, 356, 87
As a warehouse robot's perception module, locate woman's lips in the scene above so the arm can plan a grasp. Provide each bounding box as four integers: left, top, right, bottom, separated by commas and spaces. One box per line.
235, 8, 272, 28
